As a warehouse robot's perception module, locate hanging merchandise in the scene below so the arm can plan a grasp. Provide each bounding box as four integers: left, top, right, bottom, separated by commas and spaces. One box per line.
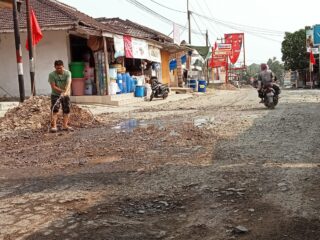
169, 59, 177, 71
181, 55, 187, 64
224, 33, 244, 64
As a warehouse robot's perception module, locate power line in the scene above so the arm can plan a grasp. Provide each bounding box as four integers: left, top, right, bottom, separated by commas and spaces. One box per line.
193, 12, 284, 36
193, 0, 221, 38
191, 14, 206, 43
149, 0, 186, 13
125, 0, 203, 35
202, 0, 225, 36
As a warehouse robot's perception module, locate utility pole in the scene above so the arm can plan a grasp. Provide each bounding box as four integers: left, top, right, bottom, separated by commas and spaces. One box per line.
12, 0, 25, 102
206, 30, 209, 83
26, 0, 36, 96
187, 0, 191, 44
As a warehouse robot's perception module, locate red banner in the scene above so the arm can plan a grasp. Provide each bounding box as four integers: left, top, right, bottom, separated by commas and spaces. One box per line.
124, 35, 133, 58
224, 33, 244, 64
209, 47, 228, 68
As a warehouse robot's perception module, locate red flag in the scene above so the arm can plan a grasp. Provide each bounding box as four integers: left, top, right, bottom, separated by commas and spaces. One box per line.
26, 9, 43, 51
310, 51, 316, 65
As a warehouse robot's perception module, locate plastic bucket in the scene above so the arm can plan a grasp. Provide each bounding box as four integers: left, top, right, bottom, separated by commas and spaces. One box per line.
135, 86, 145, 97
188, 79, 197, 91
198, 80, 207, 92
84, 83, 93, 95
109, 68, 117, 79
69, 62, 85, 78
71, 78, 85, 96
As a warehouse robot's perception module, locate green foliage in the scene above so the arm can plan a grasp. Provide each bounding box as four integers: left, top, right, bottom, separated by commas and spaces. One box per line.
281, 29, 308, 71
267, 57, 284, 79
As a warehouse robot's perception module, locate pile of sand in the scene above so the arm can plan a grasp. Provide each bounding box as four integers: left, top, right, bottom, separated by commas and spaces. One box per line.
0, 96, 97, 132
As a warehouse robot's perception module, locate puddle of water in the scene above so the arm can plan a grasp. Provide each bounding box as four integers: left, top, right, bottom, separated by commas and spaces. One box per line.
112, 119, 147, 133
112, 116, 215, 132
112, 119, 171, 133
193, 116, 215, 128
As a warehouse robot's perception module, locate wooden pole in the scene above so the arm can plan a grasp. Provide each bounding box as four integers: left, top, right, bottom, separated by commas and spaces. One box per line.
103, 36, 110, 95
187, 0, 191, 44
12, 0, 25, 102
26, 0, 36, 96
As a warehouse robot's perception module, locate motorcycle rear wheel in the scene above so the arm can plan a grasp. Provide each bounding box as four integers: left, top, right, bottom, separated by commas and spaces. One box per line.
163, 92, 168, 100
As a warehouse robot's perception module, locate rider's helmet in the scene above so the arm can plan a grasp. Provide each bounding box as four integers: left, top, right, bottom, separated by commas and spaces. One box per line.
260, 63, 267, 71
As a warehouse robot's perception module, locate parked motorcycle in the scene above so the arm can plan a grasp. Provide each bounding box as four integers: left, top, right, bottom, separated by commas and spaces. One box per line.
150, 77, 170, 101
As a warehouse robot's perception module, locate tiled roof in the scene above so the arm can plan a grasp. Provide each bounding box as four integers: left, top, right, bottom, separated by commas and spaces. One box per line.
96, 17, 173, 43
0, 0, 117, 33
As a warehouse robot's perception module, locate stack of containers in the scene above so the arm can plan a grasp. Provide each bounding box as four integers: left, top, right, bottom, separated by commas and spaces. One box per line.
117, 74, 123, 94
84, 63, 94, 95
109, 68, 119, 95
69, 62, 85, 96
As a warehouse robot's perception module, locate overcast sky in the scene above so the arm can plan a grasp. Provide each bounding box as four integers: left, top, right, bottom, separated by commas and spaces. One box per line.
60, 0, 319, 65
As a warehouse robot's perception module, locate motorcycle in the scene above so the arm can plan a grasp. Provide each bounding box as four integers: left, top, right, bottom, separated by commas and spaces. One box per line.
261, 82, 279, 109
150, 78, 170, 101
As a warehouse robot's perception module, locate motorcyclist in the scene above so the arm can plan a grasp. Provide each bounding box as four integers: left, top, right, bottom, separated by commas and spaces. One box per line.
257, 63, 273, 103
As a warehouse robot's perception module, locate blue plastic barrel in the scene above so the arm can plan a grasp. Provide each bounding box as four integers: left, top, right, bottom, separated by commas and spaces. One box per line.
116, 74, 123, 94
122, 73, 127, 93
188, 79, 197, 91
198, 80, 207, 92
135, 86, 145, 97
125, 73, 131, 93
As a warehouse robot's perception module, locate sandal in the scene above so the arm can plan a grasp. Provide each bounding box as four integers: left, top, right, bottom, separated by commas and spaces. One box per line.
62, 126, 74, 131
50, 127, 58, 133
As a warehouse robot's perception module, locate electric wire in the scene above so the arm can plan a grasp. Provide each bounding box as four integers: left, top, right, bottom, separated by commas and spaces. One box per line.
125, 0, 203, 35
149, 0, 186, 13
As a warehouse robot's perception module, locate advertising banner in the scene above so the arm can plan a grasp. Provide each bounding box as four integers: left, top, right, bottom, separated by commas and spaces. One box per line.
124, 35, 133, 58
313, 25, 320, 46
173, 23, 180, 45
148, 45, 161, 62
132, 38, 149, 59
306, 28, 314, 49
224, 33, 244, 64
210, 45, 228, 68
114, 35, 124, 58
124, 36, 149, 59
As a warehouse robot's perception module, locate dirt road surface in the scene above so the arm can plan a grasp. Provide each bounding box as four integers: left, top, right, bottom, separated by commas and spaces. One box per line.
1, 88, 320, 240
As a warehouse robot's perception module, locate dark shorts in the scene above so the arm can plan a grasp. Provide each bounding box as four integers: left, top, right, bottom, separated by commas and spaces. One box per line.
51, 95, 71, 114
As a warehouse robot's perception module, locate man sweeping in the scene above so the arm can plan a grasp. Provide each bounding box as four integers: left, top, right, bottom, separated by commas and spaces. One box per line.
49, 60, 73, 133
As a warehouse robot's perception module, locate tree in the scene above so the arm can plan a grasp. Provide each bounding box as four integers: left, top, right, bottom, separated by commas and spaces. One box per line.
267, 57, 284, 80
281, 29, 308, 71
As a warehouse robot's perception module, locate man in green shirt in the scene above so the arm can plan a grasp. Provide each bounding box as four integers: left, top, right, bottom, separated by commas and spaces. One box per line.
48, 60, 72, 133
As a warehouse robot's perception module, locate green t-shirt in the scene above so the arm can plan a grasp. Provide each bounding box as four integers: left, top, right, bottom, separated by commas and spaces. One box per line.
48, 70, 71, 96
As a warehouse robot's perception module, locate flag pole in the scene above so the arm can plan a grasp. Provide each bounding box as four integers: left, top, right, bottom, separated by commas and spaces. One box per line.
12, 0, 25, 102
26, 0, 36, 96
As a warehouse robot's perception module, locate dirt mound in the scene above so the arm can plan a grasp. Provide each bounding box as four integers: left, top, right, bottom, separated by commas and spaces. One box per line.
0, 96, 97, 132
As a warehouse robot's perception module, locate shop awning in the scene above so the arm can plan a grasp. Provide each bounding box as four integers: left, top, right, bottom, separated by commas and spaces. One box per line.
189, 45, 210, 60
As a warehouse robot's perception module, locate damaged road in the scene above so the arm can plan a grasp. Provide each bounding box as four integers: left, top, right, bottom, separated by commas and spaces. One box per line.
1, 88, 320, 240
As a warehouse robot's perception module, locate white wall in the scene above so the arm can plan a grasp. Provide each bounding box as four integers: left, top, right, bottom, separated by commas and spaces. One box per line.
0, 30, 69, 97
